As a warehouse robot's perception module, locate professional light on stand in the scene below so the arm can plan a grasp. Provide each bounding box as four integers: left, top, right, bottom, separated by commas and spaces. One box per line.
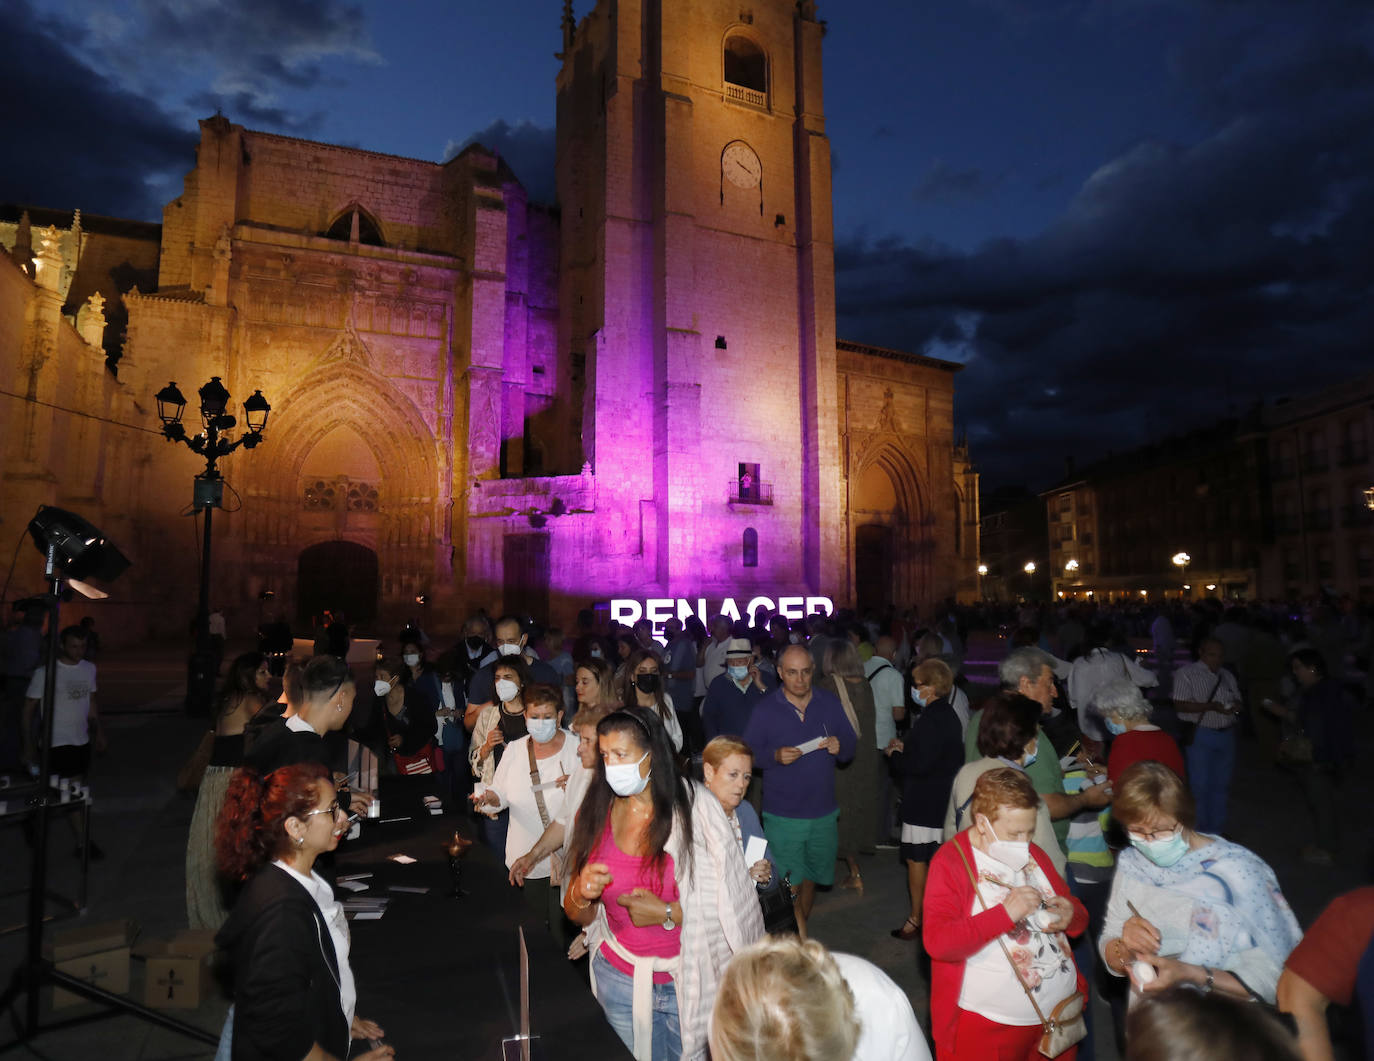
0, 510, 206, 1048
155, 377, 271, 714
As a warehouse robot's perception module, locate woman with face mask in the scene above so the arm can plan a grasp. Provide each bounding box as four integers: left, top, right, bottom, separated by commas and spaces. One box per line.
474, 684, 581, 944
1099, 761, 1300, 1007
375, 657, 441, 778
563, 707, 762, 1061
942, 695, 1067, 876
884, 658, 964, 942
925, 768, 1089, 1060
1093, 679, 1185, 788
468, 657, 534, 785
622, 648, 684, 752
468, 657, 533, 854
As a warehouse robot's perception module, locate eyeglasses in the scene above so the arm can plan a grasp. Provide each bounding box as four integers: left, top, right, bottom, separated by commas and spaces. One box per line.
1127, 824, 1181, 843
301, 801, 344, 821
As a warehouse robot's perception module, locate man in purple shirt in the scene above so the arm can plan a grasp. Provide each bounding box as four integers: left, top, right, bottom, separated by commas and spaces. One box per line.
743, 644, 856, 938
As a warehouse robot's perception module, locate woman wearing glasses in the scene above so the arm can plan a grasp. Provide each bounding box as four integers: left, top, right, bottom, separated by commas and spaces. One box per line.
215, 762, 395, 1061
1098, 761, 1301, 1006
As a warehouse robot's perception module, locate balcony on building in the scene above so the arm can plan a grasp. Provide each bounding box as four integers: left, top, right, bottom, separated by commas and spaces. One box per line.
728, 478, 773, 505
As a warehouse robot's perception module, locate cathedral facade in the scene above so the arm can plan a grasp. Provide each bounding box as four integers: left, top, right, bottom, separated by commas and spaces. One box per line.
0, 0, 978, 642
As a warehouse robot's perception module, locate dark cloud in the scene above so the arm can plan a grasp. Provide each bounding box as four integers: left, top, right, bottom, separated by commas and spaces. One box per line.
444, 121, 558, 205
84, 0, 377, 139
836, 1, 1374, 489
0, 0, 195, 220
912, 159, 1002, 203
186, 91, 324, 136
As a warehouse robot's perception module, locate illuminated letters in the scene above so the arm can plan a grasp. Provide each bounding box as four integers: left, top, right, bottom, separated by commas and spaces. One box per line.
608, 594, 834, 639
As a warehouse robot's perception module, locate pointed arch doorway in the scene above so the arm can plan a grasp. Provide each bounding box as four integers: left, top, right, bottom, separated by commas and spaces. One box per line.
297, 542, 378, 626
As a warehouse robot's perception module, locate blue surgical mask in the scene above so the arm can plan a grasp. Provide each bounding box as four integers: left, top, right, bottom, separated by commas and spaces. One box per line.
605, 752, 650, 797
911, 687, 928, 707
1104, 718, 1127, 736
1022, 741, 1038, 768
1131, 827, 1189, 867
527, 718, 558, 744
728, 665, 749, 681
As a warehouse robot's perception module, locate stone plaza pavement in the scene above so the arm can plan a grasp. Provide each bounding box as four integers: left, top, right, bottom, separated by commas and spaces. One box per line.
0, 643, 1370, 1058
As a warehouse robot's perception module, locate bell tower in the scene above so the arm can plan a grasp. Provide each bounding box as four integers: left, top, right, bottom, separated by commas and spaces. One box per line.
556, 0, 840, 601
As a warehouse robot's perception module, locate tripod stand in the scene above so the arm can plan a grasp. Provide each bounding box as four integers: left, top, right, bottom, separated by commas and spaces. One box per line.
0, 542, 217, 1049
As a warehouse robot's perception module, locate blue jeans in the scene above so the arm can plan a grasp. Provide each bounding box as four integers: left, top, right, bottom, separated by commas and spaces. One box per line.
1186, 725, 1236, 834
591, 950, 680, 1061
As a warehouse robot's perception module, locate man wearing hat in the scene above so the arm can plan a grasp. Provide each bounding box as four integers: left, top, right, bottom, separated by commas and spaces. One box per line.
702, 638, 773, 742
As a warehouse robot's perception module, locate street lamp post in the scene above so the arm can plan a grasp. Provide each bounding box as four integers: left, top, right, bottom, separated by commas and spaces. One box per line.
977, 563, 988, 600
1171, 551, 1191, 599
155, 378, 271, 714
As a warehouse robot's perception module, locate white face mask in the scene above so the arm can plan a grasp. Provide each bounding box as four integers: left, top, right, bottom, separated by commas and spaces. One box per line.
497, 642, 523, 657
526, 717, 558, 744
980, 815, 1031, 873
605, 751, 651, 797
403, 652, 420, 667
373, 678, 392, 697
495, 678, 519, 702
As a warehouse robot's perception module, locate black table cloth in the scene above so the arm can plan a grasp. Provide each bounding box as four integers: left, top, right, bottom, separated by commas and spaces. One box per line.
336, 776, 631, 1061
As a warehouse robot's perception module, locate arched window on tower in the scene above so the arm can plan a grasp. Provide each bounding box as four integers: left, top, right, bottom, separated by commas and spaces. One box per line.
324, 206, 386, 247
742, 527, 759, 568
724, 35, 767, 107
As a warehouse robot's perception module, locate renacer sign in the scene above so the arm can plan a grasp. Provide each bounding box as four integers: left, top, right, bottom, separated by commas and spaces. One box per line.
610, 595, 835, 630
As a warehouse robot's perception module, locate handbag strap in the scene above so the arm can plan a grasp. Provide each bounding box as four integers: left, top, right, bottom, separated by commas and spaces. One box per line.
953, 838, 1051, 1030
833, 677, 862, 739
527, 738, 552, 829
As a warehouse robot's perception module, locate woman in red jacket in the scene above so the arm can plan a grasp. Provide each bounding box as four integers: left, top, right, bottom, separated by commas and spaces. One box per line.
924, 768, 1089, 1060
1095, 679, 1185, 787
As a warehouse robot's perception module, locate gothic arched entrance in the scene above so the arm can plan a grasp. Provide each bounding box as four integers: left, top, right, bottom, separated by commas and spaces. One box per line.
297, 541, 378, 626
854, 524, 895, 612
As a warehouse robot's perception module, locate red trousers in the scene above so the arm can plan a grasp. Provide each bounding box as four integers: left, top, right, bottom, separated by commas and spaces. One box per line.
945, 1009, 1079, 1061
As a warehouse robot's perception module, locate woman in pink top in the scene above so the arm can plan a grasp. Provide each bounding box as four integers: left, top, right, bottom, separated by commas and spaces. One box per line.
564, 707, 763, 1061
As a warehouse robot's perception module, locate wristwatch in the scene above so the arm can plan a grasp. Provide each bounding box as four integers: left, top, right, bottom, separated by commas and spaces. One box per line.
662, 903, 675, 931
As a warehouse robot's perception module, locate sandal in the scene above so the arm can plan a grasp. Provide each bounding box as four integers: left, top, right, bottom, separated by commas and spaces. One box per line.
841, 873, 864, 896
890, 916, 921, 941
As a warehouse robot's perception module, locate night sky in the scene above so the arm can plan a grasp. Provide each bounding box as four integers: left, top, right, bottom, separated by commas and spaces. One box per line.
5, 0, 1372, 490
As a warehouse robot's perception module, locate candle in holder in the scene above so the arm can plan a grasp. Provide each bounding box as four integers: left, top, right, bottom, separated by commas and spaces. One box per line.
444, 830, 474, 898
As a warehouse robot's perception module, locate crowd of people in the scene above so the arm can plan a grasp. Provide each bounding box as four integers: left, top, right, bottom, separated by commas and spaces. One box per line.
11, 588, 1374, 1060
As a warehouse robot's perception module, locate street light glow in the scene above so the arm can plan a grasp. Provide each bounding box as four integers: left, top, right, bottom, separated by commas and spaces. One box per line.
977, 563, 988, 576
1171, 551, 1191, 568
1064, 558, 1079, 573
1023, 561, 1036, 574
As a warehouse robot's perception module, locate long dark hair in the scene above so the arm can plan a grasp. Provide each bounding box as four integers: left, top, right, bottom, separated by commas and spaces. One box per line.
622, 648, 673, 729
566, 706, 695, 887
216, 652, 266, 717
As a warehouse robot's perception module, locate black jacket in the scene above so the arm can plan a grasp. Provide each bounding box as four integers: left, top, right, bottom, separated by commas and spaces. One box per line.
216, 864, 349, 1061
243, 714, 335, 775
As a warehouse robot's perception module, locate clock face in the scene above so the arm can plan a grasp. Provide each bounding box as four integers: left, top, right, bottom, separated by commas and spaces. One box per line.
722, 141, 762, 189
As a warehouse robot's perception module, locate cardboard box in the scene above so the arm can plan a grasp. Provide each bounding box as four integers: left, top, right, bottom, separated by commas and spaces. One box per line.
46, 918, 138, 1009
137, 934, 215, 1009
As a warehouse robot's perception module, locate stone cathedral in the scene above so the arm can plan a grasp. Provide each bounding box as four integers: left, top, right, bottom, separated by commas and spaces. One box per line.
0, 0, 979, 642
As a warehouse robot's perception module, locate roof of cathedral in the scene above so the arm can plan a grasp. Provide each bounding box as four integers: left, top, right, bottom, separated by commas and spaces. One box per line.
836, 338, 964, 373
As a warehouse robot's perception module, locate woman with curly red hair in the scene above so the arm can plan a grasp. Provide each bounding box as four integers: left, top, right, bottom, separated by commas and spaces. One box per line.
214, 763, 395, 1061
